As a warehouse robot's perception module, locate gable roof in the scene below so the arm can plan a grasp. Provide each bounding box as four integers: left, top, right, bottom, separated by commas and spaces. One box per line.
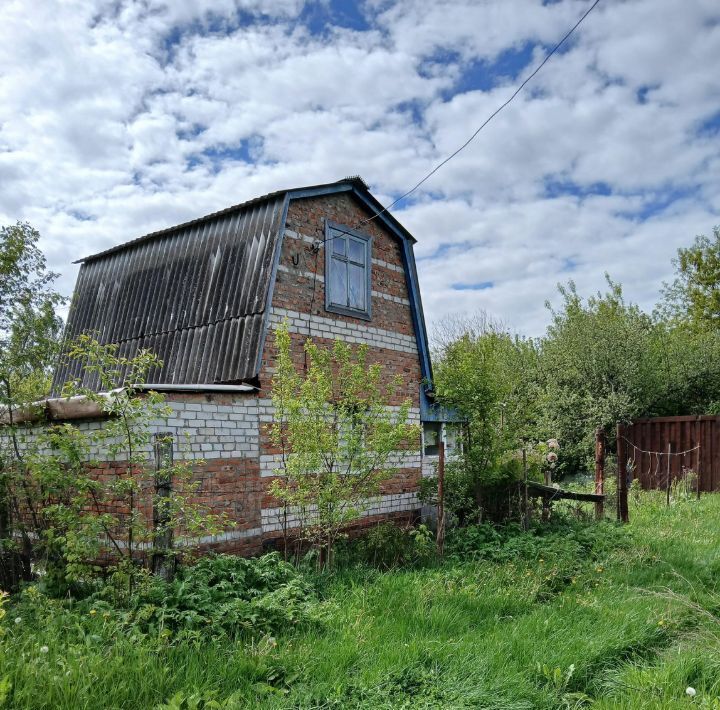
51, 178, 429, 395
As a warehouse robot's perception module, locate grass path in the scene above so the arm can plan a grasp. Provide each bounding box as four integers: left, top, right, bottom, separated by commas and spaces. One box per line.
3, 493, 720, 708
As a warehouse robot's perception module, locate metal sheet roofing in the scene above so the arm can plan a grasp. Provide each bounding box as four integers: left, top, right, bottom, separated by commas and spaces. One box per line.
52, 192, 286, 393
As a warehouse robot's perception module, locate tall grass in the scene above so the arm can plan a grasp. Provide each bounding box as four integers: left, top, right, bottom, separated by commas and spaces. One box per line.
2, 491, 720, 708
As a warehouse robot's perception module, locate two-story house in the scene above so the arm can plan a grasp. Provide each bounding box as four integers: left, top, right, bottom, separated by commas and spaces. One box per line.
17, 176, 454, 555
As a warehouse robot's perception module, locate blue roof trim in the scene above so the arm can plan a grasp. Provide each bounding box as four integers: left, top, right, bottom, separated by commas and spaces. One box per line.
398, 232, 433, 385
420, 385, 465, 423
287, 183, 354, 200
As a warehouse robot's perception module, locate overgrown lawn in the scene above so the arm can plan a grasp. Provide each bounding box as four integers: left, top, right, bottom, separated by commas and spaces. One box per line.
3, 493, 720, 708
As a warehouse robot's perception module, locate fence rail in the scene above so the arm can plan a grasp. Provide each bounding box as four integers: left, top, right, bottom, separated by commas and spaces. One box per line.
619, 416, 720, 493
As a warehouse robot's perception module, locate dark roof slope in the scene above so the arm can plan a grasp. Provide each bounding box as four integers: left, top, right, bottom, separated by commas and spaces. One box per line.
52, 191, 286, 393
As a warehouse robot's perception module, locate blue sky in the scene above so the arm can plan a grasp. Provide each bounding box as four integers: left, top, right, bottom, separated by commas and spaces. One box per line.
0, 0, 719, 337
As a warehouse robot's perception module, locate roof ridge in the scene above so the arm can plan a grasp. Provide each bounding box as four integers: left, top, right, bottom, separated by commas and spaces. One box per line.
76, 177, 374, 264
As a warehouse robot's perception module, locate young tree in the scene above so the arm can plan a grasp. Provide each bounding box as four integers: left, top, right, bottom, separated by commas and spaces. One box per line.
42, 335, 232, 585
4, 335, 232, 591
538, 277, 658, 472
0, 222, 64, 587
658, 226, 720, 329
431, 313, 539, 522
268, 324, 420, 568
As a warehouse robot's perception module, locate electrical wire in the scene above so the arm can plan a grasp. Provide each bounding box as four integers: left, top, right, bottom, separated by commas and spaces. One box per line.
351, 0, 603, 231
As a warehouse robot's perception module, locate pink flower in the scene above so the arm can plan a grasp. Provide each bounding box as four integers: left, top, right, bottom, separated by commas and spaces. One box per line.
547, 452, 558, 463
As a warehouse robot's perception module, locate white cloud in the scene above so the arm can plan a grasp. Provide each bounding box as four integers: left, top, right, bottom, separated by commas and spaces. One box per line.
0, 0, 718, 336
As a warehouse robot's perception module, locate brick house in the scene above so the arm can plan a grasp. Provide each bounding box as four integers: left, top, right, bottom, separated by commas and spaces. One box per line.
12, 177, 455, 556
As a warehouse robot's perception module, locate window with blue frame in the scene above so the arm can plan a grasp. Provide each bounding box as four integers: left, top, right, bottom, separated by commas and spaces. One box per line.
325, 221, 372, 320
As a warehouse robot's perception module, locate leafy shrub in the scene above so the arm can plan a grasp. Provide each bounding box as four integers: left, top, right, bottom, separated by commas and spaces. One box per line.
337, 522, 435, 570
90, 553, 321, 638
419, 457, 528, 526
446, 516, 628, 566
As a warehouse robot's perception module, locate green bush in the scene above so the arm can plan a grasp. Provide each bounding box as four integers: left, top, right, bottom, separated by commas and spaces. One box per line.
446, 516, 628, 565
88, 553, 321, 639
337, 522, 435, 570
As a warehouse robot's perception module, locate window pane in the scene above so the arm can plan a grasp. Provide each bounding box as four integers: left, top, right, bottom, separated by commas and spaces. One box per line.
423, 422, 441, 456
348, 262, 366, 310
329, 257, 347, 306
445, 424, 462, 454
332, 234, 346, 256
348, 238, 365, 263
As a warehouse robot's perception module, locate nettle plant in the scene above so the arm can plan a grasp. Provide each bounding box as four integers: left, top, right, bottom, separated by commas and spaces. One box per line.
268, 323, 420, 568
24, 335, 231, 588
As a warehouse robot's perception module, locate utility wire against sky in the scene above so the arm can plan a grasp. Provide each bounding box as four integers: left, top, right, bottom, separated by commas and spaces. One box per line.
352, 0, 603, 231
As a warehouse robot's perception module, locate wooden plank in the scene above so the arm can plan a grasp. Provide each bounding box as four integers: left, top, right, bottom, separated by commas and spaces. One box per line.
594, 428, 605, 519
700, 422, 713, 491
617, 423, 629, 523
712, 419, 718, 491
631, 415, 720, 424
621, 415, 720, 493
527, 481, 605, 503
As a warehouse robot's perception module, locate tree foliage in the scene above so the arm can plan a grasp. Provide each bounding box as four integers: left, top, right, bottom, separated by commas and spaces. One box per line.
0, 222, 64, 406
268, 323, 420, 567
430, 313, 539, 521
537, 277, 657, 471
659, 226, 720, 328
433, 247, 720, 486
0, 222, 64, 588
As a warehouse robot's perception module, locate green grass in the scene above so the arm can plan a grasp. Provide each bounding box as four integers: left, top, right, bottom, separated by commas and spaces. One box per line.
3, 493, 720, 708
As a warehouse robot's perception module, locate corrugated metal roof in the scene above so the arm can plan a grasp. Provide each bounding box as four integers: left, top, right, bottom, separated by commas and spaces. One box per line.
52, 192, 286, 393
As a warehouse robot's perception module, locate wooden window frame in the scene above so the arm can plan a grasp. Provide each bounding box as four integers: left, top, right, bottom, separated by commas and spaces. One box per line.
324, 220, 373, 321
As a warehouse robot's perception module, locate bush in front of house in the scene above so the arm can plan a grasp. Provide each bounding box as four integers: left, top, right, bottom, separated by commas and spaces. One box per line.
10, 552, 323, 645
335, 521, 435, 571
87, 552, 322, 639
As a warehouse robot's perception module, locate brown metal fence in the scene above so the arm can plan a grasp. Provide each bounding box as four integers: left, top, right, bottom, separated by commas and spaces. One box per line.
619, 415, 720, 493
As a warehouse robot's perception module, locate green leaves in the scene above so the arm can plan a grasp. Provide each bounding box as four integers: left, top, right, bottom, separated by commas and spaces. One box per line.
659, 226, 720, 329
0, 222, 64, 406
268, 322, 420, 566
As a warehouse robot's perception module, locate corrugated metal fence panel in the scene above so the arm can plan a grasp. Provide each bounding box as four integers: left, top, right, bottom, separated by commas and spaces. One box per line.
52, 195, 286, 393
624, 416, 720, 492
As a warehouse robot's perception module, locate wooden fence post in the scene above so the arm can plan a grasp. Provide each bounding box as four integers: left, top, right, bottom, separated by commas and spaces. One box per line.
695, 422, 702, 500
522, 447, 529, 531
665, 441, 672, 506
436, 440, 445, 557
616, 424, 629, 523
594, 428, 605, 520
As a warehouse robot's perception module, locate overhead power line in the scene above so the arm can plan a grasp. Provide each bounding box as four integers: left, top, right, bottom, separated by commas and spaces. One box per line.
355, 0, 603, 229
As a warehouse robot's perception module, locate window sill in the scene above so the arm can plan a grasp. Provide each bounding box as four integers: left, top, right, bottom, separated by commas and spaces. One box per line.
325, 303, 372, 321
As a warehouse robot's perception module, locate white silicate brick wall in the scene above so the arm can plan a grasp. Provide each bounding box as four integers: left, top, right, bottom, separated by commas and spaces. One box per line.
261, 491, 420, 533
268, 308, 418, 354
6, 398, 260, 462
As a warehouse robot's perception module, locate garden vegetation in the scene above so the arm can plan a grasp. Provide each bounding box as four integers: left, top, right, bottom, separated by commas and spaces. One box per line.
1, 222, 720, 707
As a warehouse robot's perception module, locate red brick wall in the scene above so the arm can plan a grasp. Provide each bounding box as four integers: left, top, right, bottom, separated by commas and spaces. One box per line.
258, 192, 422, 396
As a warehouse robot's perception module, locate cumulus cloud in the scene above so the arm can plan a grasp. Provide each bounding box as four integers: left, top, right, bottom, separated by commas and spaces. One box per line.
0, 0, 718, 336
